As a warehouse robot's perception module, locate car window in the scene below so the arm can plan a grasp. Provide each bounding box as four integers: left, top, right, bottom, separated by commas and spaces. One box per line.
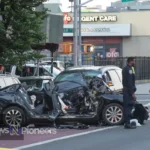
45, 62, 57, 67
82, 70, 101, 81
107, 70, 121, 84
103, 71, 112, 82
31, 80, 43, 90
16, 67, 22, 76
39, 68, 50, 76
22, 67, 35, 76
55, 72, 85, 84
43, 66, 61, 77
0, 78, 6, 88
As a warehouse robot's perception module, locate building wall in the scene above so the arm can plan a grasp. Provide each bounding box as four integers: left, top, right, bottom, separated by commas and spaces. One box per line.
123, 36, 150, 56
63, 11, 150, 57
67, 11, 150, 36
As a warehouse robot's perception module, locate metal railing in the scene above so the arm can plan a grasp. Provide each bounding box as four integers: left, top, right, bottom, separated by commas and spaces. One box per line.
2, 56, 150, 82
54, 56, 150, 82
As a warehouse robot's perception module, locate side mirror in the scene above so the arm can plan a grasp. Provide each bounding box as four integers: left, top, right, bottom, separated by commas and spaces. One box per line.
107, 81, 114, 86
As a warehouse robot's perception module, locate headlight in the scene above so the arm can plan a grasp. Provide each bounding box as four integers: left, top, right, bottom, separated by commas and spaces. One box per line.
59, 93, 64, 99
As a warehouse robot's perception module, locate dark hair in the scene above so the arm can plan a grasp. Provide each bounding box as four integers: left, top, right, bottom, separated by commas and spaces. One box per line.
127, 57, 134, 63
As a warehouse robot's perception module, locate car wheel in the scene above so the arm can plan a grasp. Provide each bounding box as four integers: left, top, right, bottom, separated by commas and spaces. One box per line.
102, 103, 124, 125
3, 106, 26, 127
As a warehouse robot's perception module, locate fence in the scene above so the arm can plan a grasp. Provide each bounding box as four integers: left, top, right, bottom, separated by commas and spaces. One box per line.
54, 56, 150, 81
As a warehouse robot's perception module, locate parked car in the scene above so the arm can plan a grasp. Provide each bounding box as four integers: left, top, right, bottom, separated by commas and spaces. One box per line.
8, 64, 61, 78
55, 65, 123, 92
0, 76, 148, 127
41, 61, 65, 71
0, 74, 20, 88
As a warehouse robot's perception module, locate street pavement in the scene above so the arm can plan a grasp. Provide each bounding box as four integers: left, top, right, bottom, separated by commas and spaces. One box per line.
136, 83, 150, 95
14, 121, 150, 150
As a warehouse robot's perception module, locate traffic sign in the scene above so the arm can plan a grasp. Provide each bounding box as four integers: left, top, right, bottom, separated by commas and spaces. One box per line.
122, 0, 134, 2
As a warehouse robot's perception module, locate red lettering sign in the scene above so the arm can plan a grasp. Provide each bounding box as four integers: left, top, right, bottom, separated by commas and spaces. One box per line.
63, 13, 72, 24
106, 48, 119, 57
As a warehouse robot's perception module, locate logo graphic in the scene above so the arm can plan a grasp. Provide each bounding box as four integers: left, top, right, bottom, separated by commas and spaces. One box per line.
9, 125, 22, 136
63, 13, 72, 24
106, 48, 119, 58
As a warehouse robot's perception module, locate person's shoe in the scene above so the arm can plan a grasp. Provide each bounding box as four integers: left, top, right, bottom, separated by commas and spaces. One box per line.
131, 121, 136, 128
124, 123, 136, 129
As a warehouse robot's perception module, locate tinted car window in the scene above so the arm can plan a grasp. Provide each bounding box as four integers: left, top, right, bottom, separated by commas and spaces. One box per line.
46, 62, 57, 67
82, 70, 101, 81
103, 71, 111, 82
43, 66, 61, 77
54, 72, 85, 84
16, 67, 35, 76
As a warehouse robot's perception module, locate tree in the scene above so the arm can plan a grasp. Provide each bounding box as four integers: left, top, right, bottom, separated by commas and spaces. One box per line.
0, 0, 47, 66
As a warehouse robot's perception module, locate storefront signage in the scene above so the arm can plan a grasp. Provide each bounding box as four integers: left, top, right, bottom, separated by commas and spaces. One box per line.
64, 28, 110, 33
63, 24, 131, 36
63, 13, 117, 24
81, 16, 117, 22
63, 13, 72, 24
106, 48, 119, 57
64, 28, 73, 33
94, 46, 104, 49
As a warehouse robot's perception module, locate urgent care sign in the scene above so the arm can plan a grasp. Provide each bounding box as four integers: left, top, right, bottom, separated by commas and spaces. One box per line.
63, 13, 117, 24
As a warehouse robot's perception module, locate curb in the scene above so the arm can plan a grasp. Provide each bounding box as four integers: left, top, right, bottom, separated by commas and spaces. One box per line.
136, 80, 150, 84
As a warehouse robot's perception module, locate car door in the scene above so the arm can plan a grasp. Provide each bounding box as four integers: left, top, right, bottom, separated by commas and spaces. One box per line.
107, 69, 122, 91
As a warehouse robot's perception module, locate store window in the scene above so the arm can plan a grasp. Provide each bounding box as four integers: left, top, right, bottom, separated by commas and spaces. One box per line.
105, 43, 121, 53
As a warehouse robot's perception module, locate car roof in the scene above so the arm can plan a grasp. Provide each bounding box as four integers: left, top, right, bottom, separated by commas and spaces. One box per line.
67, 66, 102, 70
67, 65, 121, 71
19, 76, 53, 81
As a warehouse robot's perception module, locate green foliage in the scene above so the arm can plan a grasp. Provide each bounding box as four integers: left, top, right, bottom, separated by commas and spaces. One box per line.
0, 0, 47, 66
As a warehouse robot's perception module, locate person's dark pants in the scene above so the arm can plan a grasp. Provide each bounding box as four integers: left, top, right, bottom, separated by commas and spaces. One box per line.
123, 91, 134, 124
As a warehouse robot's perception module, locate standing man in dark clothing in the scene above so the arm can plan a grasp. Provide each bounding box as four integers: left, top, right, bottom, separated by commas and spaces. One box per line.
122, 57, 136, 129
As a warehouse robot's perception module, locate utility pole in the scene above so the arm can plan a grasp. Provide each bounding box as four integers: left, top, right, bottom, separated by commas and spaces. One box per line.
72, 0, 93, 66
73, 0, 78, 66
78, 0, 82, 66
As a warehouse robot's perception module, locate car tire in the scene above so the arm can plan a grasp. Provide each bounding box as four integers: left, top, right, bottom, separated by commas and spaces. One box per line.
3, 106, 26, 127
102, 103, 124, 126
